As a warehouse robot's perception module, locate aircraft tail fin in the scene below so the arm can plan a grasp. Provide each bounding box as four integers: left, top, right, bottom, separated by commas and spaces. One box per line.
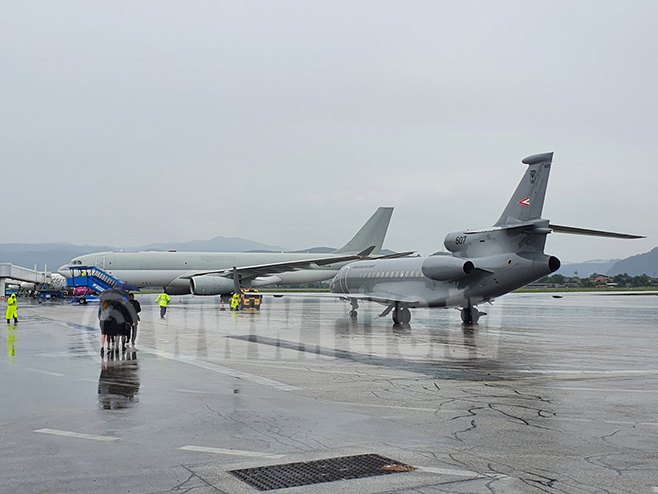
494, 152, 553, 227
333, 207, 393, 255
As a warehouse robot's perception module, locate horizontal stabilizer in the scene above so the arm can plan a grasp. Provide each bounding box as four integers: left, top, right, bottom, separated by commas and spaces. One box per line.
549, 224, 645, 239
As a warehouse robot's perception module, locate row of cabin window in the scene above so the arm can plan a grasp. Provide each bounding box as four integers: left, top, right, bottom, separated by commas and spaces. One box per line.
358, 270, 422, 279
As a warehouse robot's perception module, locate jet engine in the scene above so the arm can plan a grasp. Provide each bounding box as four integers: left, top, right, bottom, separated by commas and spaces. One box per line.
421, 256, 475, 281
532, 255, 561, 277
190, 275, 235, 296
443, 231, 468, 253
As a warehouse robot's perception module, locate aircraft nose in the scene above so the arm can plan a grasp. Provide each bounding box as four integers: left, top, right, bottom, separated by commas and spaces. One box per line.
57, 264, 71, 278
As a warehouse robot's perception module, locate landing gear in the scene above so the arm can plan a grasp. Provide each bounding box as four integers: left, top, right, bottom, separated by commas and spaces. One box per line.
392, 306, 411, 325
349, 298, 359, 319
460, 306, 484, 325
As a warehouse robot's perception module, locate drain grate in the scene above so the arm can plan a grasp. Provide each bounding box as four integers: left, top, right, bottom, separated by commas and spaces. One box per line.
229, 453, 415, 491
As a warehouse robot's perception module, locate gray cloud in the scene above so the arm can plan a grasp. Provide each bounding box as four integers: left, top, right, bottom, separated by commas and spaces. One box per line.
2, 1, 656, 262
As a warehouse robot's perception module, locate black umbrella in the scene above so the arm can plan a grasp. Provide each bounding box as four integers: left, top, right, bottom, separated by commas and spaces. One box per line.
99, 287, 128, 303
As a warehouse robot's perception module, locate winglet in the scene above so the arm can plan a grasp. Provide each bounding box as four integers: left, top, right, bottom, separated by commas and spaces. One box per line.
357, 246, 376, 258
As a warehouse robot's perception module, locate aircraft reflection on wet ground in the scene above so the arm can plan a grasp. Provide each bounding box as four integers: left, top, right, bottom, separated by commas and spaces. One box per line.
0, 293, 657, 493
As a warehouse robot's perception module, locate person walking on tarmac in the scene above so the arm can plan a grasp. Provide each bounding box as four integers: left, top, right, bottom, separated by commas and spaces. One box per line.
230, 292, 241, 311
6, 293, 18, 324
155, 289, 171, 319
127, 293, 141, 347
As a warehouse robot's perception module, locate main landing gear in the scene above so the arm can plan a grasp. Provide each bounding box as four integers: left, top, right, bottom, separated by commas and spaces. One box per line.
392, 306, 411, 325
377, 302, 412, 325
460, 305, 486, 325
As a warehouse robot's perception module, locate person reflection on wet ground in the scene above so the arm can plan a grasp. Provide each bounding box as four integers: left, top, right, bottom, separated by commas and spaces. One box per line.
98, 351, 140, 410
6, 323, 17, 359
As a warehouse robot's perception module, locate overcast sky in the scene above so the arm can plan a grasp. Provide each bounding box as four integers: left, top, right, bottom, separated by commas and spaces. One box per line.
2, 1, 656, 262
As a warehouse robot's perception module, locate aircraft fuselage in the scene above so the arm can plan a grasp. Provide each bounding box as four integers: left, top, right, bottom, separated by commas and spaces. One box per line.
331, 228, 560, 308
61, 251, 357, 295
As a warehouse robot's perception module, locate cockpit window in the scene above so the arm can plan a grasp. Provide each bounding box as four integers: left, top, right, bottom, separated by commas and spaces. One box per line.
72, 260, 82, 265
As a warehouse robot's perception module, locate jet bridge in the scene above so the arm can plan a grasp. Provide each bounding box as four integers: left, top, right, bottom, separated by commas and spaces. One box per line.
0, 263, 51, 297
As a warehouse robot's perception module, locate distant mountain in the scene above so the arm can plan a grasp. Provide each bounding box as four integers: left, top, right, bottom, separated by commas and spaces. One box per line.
0, 239, 401, 272
608, 247, 658, 277
0, 237, 285, 271
137, 236, 284, 253
4, 236, 655, 278
556, 259, 619, 277
554, 248, 658, 277
0, 243, 115, 271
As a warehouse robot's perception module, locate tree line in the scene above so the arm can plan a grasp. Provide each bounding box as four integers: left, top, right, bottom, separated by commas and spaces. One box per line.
538, 273, 654, 288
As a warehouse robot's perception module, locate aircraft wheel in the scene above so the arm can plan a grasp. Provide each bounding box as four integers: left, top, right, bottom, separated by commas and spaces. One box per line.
349, 310, 358, 318
400, 307, 411, 324
461, 307, 479, 325
392, 309, 400, 325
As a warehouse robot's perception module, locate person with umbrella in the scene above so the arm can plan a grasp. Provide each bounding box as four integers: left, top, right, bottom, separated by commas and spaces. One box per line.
98, 288, 133, 354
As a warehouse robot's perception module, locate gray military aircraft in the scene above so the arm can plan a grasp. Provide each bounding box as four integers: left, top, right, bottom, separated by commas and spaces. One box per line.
328, 153, 644, 325
59, 207, 402, 296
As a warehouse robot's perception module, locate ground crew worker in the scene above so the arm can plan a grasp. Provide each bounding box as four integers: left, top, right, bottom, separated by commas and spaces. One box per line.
155, 289, 171, 319
230, 292, 241, 311
6, 293, 18, 324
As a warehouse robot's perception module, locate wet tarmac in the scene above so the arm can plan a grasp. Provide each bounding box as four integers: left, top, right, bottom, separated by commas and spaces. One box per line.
1, 292, 657, 493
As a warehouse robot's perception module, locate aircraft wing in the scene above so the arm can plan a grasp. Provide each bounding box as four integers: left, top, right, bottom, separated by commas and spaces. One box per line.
179, 247, 376, 280
371, 250, 416, 260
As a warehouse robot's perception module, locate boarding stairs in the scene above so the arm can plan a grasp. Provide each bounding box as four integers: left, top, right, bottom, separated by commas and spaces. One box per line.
66, 265, 138, 294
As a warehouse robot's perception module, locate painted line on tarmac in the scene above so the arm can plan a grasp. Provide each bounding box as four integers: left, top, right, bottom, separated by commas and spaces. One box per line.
34, 428, 119, 442
519, 369, 658, 376
652, 487, 658, 493
24, 368, 65, 377
416, 466, 485, 478
233, 361, 402, 378
139, 346, 300, 392
546, 386, 657, 394
180, 445, 285, 459
329, 401, 445, 412
176, 389, 224, 395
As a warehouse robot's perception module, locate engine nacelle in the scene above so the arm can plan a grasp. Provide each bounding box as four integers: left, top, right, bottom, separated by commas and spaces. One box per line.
443, 231, 468, 253
532, 255, 561, 277
421, 255, 475, 281
190, 275, 235, 296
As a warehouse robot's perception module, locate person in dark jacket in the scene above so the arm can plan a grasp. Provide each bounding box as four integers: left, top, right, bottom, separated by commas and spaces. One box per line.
98, 300, 113, 355
99, 288, 133, 353
127, 293, 142, 348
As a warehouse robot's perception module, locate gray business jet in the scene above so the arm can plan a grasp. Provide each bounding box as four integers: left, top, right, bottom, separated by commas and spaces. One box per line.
59, 208, 401, 296
329, 153, 644, 325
